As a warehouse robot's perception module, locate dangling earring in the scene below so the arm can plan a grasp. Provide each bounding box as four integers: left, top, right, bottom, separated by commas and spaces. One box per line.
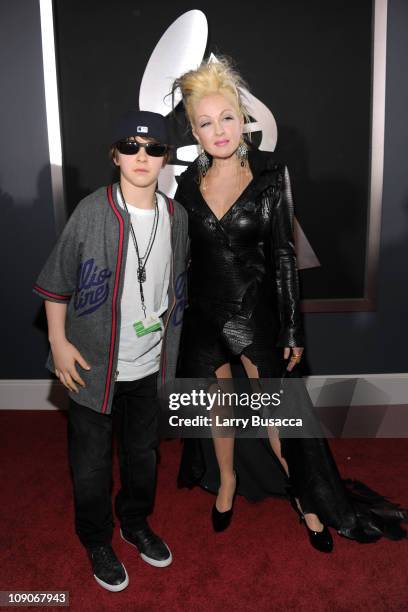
236, 139, 249, 168
197, 146, 210, 179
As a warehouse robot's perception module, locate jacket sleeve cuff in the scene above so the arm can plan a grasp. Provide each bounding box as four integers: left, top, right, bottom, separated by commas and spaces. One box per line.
33, 284, 72, 303
276, 326, 304, 348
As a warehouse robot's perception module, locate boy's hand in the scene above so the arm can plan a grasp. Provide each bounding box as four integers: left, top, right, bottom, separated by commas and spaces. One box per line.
51, 339, 91, 393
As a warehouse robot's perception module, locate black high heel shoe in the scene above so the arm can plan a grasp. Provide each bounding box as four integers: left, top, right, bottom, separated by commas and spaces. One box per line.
298, 514, 333, 553
212, 472, 238, 533
286, 487, 333, 553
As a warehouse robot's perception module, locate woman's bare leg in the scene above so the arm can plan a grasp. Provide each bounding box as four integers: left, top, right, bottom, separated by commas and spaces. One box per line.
240, 354, 324, 531
212, 362, 237, 512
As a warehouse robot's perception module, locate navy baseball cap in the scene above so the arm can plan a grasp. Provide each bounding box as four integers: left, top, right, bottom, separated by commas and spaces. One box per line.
112, 110, 168, 145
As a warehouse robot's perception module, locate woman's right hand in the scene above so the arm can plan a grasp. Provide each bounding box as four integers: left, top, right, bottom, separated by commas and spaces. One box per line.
50, 338, 91, 393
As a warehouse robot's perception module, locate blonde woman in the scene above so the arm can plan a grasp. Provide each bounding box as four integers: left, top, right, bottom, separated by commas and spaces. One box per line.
172, 58, 407, 552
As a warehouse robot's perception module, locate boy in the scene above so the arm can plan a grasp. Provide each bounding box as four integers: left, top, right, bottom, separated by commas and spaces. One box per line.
33, 110, 188, 591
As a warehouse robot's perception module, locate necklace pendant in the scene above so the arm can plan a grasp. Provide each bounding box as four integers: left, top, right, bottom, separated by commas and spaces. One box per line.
137, 267, 146, 283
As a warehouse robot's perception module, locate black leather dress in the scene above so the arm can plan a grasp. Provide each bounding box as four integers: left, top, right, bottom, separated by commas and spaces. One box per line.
175, 148, 407, 542
177, 148, 302, 375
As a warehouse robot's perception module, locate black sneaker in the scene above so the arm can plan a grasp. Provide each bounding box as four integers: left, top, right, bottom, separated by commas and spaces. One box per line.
87, 545, 129, 592
120, 525, 172, 568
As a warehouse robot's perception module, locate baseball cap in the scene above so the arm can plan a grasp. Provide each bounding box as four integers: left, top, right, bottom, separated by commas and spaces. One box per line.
111, 110, 168, 145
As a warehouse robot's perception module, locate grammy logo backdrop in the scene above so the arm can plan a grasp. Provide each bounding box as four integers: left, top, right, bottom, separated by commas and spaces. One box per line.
53, 0, 383, 312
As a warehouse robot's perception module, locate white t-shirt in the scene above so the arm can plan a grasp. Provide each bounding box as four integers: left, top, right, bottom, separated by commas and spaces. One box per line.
116, 188, 171, 381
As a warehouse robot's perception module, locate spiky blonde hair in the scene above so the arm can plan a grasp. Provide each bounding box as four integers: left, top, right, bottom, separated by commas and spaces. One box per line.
172, 56, 251, 127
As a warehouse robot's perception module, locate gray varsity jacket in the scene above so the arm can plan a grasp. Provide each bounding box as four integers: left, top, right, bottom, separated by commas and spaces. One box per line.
33, 183, 188, 414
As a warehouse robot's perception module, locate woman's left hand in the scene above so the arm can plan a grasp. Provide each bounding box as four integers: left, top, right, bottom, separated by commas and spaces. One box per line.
284, 346, 304, 372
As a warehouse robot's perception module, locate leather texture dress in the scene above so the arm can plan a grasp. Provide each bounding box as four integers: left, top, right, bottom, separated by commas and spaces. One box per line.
176, 148, 302, 376
175, 147, 407, 542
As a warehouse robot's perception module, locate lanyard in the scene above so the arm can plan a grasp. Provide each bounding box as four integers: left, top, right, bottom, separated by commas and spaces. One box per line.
118, 186, 159, 318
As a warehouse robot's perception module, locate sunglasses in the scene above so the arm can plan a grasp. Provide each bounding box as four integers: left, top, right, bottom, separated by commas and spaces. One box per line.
116, 139, 168, 157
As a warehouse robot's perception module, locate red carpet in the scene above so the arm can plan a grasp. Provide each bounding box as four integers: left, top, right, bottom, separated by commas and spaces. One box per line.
1, 410, 407, 611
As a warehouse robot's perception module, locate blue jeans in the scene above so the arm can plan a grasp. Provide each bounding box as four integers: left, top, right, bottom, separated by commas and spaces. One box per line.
67, 373, 159, 548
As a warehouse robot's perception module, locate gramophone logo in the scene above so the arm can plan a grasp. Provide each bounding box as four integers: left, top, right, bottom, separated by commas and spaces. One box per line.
139, 9, 319, 270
